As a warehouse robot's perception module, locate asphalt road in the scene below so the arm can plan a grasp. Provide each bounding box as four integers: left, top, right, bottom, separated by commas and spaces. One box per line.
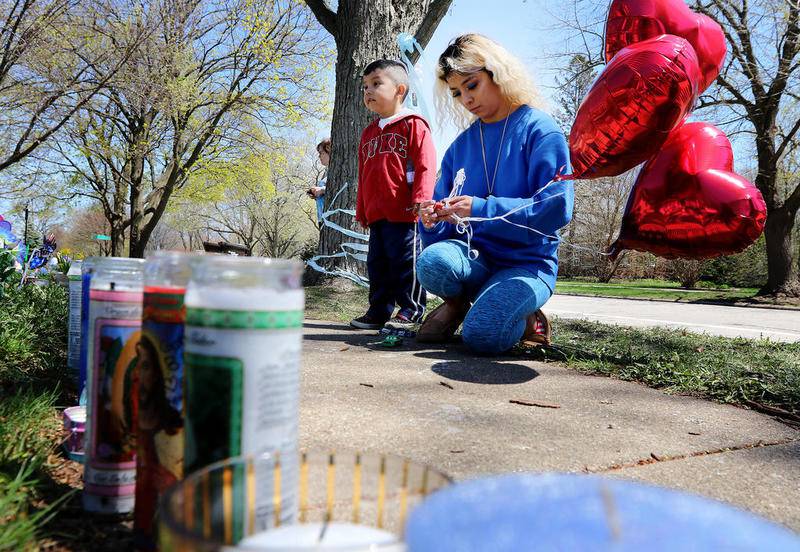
546, 294, 800, 342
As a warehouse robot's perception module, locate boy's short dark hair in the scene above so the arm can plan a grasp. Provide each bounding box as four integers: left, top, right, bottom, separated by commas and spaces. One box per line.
362, 59, 409, 100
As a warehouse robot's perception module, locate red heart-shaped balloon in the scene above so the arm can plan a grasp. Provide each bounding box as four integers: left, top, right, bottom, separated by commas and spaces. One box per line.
610, 121, 766, 259
605, 0, 726, 92
569, 34, 701, 180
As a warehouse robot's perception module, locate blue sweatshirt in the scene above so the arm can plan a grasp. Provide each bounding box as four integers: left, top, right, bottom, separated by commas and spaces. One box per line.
420, 105, 574, 292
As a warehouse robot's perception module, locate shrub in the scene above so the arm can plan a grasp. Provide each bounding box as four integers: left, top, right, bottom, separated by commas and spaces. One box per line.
0, 250, 16, 297
702, 237, 768, 288
0, 282, 69, 390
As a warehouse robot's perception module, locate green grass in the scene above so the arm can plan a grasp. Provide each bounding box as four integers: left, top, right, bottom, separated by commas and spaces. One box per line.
0, 390, 74, 550
547, 319, 799, 417
305, 284, 442, 323
555, 278, 760, 302
0, 280, 75, 549
305, 284, 799, 418
305, 285, 371, 323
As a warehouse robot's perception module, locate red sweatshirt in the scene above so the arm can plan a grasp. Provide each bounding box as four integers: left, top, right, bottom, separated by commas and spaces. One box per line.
356, 111, 436, 226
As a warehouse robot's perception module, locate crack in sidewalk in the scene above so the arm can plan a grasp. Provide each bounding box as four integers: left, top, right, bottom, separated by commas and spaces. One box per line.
584, 437, 800, 473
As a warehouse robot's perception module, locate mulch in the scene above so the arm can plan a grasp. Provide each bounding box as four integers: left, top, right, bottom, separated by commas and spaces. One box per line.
36, 414, 133, 552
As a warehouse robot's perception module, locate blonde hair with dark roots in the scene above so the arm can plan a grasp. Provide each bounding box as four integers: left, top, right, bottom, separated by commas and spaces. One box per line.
435, 34, 544, 129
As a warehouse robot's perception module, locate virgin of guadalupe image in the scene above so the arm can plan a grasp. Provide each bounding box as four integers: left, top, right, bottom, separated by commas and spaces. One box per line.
134, 335, 184, 533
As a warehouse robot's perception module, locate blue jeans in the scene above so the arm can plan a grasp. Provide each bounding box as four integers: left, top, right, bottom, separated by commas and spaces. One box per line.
416, 240, 552, 354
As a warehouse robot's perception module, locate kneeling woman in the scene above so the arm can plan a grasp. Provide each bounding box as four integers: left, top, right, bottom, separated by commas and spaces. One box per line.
417, 34, 574, 355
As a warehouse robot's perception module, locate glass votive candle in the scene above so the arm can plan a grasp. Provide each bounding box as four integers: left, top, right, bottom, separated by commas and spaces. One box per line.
159, 450, 451, 551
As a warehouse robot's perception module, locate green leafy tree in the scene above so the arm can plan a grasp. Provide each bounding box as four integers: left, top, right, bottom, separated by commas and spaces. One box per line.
167, 135, 318, 258
0, 0, 142, 182
52, 0, 329, 257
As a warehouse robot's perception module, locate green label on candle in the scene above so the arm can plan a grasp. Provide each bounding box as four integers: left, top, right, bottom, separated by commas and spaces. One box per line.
185, 308, 303, 330
184, 353, 244, 473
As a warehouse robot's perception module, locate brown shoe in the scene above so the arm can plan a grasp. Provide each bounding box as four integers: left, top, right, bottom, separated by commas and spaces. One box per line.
520, 309, 551, 347
416, 297, 470, 343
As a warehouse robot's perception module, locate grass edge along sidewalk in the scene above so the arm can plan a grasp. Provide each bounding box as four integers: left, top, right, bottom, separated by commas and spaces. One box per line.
555, 278, 765, 304
306, 285, 800, 423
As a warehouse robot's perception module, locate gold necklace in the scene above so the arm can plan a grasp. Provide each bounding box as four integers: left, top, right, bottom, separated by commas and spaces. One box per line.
479, 108, 511, 196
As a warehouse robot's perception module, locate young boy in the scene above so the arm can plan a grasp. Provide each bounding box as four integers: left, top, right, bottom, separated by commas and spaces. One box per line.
351, 59, 436, 330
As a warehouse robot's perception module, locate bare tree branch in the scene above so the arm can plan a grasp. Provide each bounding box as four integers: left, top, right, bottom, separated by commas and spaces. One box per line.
303, 0, 337, 36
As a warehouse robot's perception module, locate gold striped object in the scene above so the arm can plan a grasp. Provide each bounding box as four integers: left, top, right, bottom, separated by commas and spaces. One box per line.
247, 459, 255, 535
326, 453, 335, 522
377, 456, 387, 529
201, 472, 211, 540
222, 467, 233, 544
159, 450, 451, 550
352, 453, 362, 523
184, 481, 194, 532
300, 452, 308, 523
399, 460, 410, 529
273, 454, 282, 528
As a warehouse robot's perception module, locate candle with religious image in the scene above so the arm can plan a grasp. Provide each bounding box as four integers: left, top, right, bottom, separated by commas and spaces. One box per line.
78, 257, 97, 399
134, 251, 196, 551
83, 257, 144, 514
67, 260, 83, 378
183, 256, 304, 531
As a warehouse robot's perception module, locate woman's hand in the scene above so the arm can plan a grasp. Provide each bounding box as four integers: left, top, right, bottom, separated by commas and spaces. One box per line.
307, 186, 325, 198
418, 200, 438, 229
442, 195, 473, 220
418, 196, 473, 228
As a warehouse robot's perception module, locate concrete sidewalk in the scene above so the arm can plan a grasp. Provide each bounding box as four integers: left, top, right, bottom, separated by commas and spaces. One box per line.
547, 294, 800, 342
299, 320, 800, 531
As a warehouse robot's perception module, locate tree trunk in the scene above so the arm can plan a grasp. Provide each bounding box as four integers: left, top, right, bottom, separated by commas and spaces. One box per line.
127, 116, 151, 258
110, 223, 123, 257
597, 253, 624, 283
761, 204, 800, 295
320, 35, 374, 274
110, 181, 127, 257
754, 134, 800, 296
312, 0, 451, 273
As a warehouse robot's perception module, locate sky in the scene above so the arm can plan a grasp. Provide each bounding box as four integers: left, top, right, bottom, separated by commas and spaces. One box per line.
2, 0, 762, 233
1, 0, 575, 231
379, 0, 577, 161
377, 0, 757, 171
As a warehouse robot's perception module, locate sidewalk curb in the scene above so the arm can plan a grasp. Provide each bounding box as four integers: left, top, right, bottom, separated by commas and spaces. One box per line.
553, 291, 800, 312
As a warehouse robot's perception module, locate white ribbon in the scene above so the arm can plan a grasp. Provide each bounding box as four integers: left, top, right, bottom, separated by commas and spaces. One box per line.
397, 32, 434, 124
306, 182, 370, 286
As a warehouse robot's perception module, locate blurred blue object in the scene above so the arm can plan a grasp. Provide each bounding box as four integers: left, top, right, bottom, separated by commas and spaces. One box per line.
405, 473, 800, 551
28, 234, 57, 269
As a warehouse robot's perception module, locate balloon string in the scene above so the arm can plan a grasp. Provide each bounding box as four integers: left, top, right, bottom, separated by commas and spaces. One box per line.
442, 170, 612, 259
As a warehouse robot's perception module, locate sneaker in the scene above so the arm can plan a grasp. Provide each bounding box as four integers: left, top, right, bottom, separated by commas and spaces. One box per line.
385, 312, 418, 330
350, 314, 386, 330
520, 309, 551, 347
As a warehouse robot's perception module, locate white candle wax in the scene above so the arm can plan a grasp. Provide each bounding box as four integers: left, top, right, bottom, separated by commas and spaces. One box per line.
237, 522, 404, 551
185, 286, 304, 311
